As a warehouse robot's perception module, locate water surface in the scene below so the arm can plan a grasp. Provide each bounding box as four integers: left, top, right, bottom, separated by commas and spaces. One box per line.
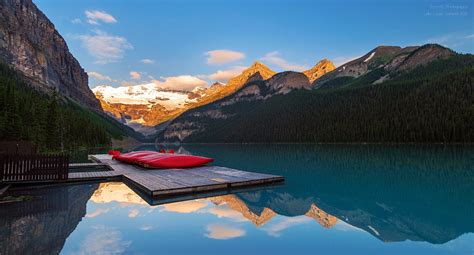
1, 145, 473, 254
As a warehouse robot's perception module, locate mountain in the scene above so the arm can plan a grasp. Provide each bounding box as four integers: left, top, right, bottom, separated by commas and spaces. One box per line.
160, 59, 334, 141
93, 82, 227, 127
95, 62, 277, 131
0, 0, 100, 110
314, 44, 455, 89
159, 45, 473, 143
303, 59, 336, 83
0, 0, 145, 150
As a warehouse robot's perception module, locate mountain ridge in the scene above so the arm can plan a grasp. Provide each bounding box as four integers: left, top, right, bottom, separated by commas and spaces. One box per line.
161, 58, 334, 141
159, 45, 473, 143
95, 59, 335, 133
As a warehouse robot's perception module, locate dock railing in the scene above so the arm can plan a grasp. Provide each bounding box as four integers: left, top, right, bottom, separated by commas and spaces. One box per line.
0, 154, 69, 182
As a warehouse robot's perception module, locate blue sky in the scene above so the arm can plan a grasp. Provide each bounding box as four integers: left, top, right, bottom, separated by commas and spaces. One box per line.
35, 0, 473, 90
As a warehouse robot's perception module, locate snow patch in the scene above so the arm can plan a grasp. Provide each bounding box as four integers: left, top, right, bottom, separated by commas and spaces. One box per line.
364, 52, 376, 63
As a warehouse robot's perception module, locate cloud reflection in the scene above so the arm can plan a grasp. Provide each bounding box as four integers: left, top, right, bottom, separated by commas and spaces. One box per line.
205, 224, 246, 240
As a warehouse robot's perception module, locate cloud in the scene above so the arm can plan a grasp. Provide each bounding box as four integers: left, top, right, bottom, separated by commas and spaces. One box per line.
130, 71, 141, 80
332, 55, 360, 67
208, 66, 246, 83
128, 209, 139, 218
207, 207, 247, 222
426, 35, 451, 45
71, 18, 82, 24
85, 10, 117, 25
152, 75, 208, 91
88, 71, 113, 81
139, 225, 155, 231
261, 51, 307, 71
206, 49, 245, 65
425, 33, 474, 49
77, 30, 133, 64
160, 200, 208, 213
333, 221, 364, 232
205, 224, 246, 240
141, 59, 155, 64
86, 208, 110, 218
263, 216, 310, 237
78, 226, 131, 254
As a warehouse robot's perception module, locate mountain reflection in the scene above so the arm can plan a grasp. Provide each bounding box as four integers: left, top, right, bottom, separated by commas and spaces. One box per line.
143, 144, 474, 244
0, 183, 98, 255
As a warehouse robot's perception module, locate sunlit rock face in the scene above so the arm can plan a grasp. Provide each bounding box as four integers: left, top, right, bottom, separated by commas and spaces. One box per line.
0, 183, 98, 255
304, 204, 338, 228
90, 182, 148, 205
0, 0, 101, 110
303, 59, 336, 83
210, 195, 277, 227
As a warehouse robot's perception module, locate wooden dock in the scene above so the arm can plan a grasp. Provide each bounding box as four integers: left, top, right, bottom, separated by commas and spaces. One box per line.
70, 154, 284, 197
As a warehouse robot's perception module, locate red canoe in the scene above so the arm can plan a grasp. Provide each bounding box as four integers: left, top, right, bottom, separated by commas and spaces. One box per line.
112, 151, 158, 164
111, 150, 213, 169
138, 154, 213, 169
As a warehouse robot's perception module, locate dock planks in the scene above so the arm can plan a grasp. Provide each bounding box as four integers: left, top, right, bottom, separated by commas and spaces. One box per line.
87, 154, 284, 197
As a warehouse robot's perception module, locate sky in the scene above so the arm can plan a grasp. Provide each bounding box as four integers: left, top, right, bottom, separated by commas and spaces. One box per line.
35, 0, 473, 90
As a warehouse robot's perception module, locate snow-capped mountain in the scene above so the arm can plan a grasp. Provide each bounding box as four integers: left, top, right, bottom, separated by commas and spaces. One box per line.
93, 83, 200, 110
92, 82, 225, 127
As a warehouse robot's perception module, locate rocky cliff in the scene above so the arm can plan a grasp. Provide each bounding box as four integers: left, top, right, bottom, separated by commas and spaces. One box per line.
0, 0, 101, 110
313, 44, 455, 89
303, 59, 336, 83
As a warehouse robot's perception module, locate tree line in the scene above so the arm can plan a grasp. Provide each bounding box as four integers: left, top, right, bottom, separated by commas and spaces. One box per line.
183, 55, 474, 143
0, 62, 118, 151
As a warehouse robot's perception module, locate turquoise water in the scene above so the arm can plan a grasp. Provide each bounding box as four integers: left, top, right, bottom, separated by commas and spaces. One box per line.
1, 145, 473, 254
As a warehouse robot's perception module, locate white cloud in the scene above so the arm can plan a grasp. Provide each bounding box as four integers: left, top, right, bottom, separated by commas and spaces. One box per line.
426, 35, 451, 45
261, 51, 307, 71
85, 208, 110, 218
71, 18, 82, 24
207, 206, 247, 222
263, 216, 310, 237
205, 224, 246, 240
206, 49, 245, 65
333, 55, 360, 67
85, 10, 117, 25
208, 66, 246, 83
152, 75, 208, 91
141, 59, 155, 64
128, 209, 139, 218
78, 226, 131, 254
425, 33, 474, 49
130, 71, 141, 80
160, 200, 208, 213
88, 71, 113, 81
77, 30, 133, 64
139, 225, 155, 231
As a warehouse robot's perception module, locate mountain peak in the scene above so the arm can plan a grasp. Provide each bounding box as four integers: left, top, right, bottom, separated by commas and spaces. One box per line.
252, 60, 264, 65
245, 61, 274, 77
303, 59, 336, 83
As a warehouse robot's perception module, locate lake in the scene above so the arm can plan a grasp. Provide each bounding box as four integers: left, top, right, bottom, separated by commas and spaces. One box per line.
1, 145, 473, 254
